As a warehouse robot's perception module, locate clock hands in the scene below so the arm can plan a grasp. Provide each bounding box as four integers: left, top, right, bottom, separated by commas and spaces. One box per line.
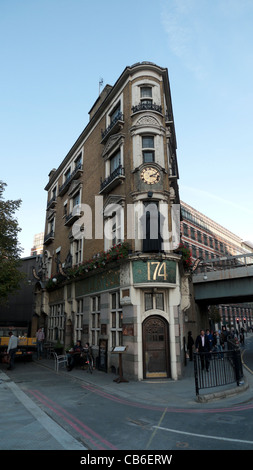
141, 167, 160, 184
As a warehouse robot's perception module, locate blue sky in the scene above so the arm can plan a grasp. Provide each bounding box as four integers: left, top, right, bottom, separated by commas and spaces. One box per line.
1, 0, 253, 256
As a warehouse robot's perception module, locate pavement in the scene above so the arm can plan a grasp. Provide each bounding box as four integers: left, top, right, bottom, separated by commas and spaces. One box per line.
28, 333, 253, 406
0, 334, 253, 451
30, 350, 251, 405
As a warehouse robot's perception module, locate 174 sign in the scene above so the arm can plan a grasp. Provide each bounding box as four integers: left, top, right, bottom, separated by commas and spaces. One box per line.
133, 260, 176, 284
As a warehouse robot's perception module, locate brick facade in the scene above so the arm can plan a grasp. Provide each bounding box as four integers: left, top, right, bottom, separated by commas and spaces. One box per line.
34, 62, 189, 380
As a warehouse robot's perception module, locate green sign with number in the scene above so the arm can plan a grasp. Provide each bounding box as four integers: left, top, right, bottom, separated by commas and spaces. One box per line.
133, 260, 176, 284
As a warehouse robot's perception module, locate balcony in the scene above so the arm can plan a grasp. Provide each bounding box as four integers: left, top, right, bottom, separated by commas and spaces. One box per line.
58, 162, 83, 197
101, 112, 124, 143
44, 230, 55, 245
64, 206, 82, 226
100, 165, 125, 194
131, 102, 162, 114
47, 195, 57, 210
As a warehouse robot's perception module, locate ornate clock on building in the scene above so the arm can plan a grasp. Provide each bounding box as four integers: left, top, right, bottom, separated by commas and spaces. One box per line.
140, 167, 160, 185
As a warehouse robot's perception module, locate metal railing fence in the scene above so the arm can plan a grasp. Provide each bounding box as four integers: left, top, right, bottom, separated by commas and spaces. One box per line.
193, 347, 243, 396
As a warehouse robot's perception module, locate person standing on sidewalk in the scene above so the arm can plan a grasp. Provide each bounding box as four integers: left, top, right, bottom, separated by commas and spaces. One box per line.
7, 331, 18, 370
195, 329, 211, 371
221, 326, 229, 350
187, 331, 194, 361
213, 330, 224, 359
36, 328, 45, 359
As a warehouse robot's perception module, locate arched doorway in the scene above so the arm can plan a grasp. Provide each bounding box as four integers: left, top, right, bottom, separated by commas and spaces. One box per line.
143, 315, 170, 379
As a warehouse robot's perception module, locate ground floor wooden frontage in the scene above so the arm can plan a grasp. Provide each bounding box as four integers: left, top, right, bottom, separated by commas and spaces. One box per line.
34, 255, 190, 380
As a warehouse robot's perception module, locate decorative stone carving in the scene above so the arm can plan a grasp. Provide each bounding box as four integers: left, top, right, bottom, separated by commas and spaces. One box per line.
136, 115, 160, 127
102, 133, 124, 158
180, 274, 191, 312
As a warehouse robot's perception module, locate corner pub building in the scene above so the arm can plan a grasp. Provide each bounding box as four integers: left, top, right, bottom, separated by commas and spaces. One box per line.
34, 62, 191, 381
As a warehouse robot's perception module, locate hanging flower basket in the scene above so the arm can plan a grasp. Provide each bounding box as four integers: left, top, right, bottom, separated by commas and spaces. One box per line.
175, 243, 192, 270
45, 241, 130, 290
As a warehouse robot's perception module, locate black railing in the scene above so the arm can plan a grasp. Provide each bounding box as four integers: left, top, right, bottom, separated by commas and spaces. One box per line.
101, 112, 124, 140
44, 230, 55, 244
193, 347, 243, 396
100, 165, 125, 191
131, 102, 162, 114
47, 195, 57, 210
58, 162, 83, 195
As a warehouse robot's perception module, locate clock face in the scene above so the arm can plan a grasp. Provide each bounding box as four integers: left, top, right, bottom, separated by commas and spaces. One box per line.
141, 167, 160, 185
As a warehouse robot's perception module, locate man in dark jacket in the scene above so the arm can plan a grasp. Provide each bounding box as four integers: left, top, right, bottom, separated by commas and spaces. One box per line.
195, 329, 211, 371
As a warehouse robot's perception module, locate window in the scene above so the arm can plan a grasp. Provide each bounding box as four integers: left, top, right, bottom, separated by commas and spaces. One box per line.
91, 296, 100, 346
64, 167, 71, 182
192, 245, 197, 258
111, 214, 117, 246
104, 204, 124, 251
63, 202, 68, 217
197, 231, 202, 243
110, 149, 121, 174
142, 201, 162, 253
48, 304, 65, 343
144, 293, 153, 311
190, 227, 195, 240
110, 102, 121, 123
110, 291, 122, 348
142, 136, 155, 163
73, 239, 82, 265
101, 137, 125, 192
141, 86, 152, 105
52, 186, 57, 200
73, 190, 80, 208
74, 152, 82, 169
75, 299, 83, 342
183, 224, 188, 237
144, 292, 164, 311
49, 218, 54, 234
64, 188, 82, 226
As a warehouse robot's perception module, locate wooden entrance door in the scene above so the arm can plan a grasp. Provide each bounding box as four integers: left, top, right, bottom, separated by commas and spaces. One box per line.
143, 316, 170, 379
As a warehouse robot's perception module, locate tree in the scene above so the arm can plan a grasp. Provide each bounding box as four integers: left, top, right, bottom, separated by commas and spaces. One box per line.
208, 305, 221, 325
0, 181, 24, 302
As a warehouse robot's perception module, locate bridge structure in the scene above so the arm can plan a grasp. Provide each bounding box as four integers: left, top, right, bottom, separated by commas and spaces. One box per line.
192, 252, 253, 305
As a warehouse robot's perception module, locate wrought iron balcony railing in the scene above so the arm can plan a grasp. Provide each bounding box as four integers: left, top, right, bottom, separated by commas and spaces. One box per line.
44, 230, 55, 244
100, 165, 125, 193
101, 111, 124, 141
47, 195, 57, 210
131, 102, 162, 114
58, 162, 83, 196
64, 206, 82, 226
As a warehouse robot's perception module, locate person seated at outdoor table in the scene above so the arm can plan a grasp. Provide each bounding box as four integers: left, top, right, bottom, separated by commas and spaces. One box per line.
67, 340, 82, 371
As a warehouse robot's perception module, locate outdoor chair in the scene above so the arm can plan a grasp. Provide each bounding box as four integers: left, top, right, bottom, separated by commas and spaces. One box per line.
53, 351, 68, 372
